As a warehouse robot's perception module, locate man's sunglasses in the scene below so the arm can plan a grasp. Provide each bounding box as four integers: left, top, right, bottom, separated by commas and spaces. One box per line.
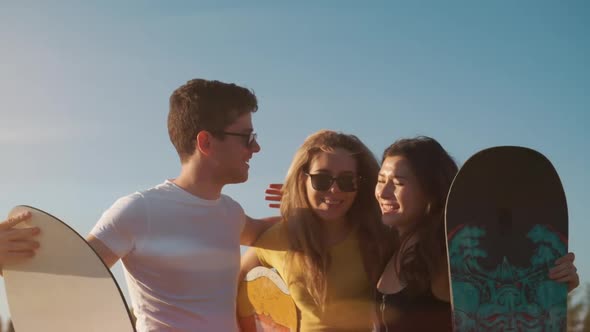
219, 131, 258, 148
305, 173, 359, 192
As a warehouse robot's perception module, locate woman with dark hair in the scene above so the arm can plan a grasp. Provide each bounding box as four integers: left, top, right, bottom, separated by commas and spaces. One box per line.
374, 136, 457, 331
373, 136, 579, 331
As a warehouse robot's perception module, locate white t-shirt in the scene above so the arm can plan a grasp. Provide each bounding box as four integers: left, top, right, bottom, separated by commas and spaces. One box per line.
90, 180, 246, 332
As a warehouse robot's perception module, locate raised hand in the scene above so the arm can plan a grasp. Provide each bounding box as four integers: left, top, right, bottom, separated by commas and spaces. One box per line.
265, 183, 283, 209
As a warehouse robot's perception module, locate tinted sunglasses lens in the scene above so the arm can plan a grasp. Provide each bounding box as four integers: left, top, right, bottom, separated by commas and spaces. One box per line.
310, 174, 333, 191
336, 176, 357, 192
309, 174, 357, 192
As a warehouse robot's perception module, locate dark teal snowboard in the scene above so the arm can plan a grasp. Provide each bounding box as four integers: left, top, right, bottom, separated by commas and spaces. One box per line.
445, 147, 568, 331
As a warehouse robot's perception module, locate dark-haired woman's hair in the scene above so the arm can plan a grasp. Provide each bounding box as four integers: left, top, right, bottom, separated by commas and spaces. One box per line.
382, 136, 458, 294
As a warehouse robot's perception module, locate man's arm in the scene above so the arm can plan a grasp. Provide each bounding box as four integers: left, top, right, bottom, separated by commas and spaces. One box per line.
86, 235, 120, 269
239, 215, 280, 246
238, 247, 263, 284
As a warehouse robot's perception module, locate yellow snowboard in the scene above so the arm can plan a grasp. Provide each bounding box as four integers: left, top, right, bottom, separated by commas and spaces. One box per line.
237, 266, 298, 331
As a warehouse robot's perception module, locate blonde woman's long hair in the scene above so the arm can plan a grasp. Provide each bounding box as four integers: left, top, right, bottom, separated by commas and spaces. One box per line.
280, 130, 392, 308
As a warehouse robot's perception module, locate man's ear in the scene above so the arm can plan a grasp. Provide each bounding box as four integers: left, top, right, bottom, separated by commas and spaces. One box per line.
196, 131, 213, 156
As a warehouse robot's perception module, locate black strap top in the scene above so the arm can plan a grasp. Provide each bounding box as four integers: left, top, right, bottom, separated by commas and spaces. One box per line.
375, 288, 452, 332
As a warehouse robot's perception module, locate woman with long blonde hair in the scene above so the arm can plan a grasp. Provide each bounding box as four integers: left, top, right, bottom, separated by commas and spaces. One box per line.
241, 130, 393, 331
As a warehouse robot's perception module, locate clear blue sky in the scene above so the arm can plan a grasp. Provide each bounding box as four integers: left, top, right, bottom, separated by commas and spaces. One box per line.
1, 0, 588, 323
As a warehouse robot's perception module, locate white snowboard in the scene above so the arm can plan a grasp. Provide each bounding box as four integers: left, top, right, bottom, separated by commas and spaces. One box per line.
3, 205, 135, 332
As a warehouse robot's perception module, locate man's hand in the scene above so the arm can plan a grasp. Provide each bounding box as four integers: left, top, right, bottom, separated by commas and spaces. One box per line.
0, 211, 40, 267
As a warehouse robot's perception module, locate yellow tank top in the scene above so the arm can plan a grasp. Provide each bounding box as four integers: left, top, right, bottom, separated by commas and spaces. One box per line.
254, 223, 375, 331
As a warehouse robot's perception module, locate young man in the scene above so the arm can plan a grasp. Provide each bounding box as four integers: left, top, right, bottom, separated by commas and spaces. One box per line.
84, 79, 274, 331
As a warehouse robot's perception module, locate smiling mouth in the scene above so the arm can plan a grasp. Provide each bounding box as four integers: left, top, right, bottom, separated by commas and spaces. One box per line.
380, 204, 399, 214
322, 198, 344, 206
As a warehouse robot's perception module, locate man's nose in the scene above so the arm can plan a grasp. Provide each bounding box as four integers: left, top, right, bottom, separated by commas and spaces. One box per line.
250, 139, 261, 153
